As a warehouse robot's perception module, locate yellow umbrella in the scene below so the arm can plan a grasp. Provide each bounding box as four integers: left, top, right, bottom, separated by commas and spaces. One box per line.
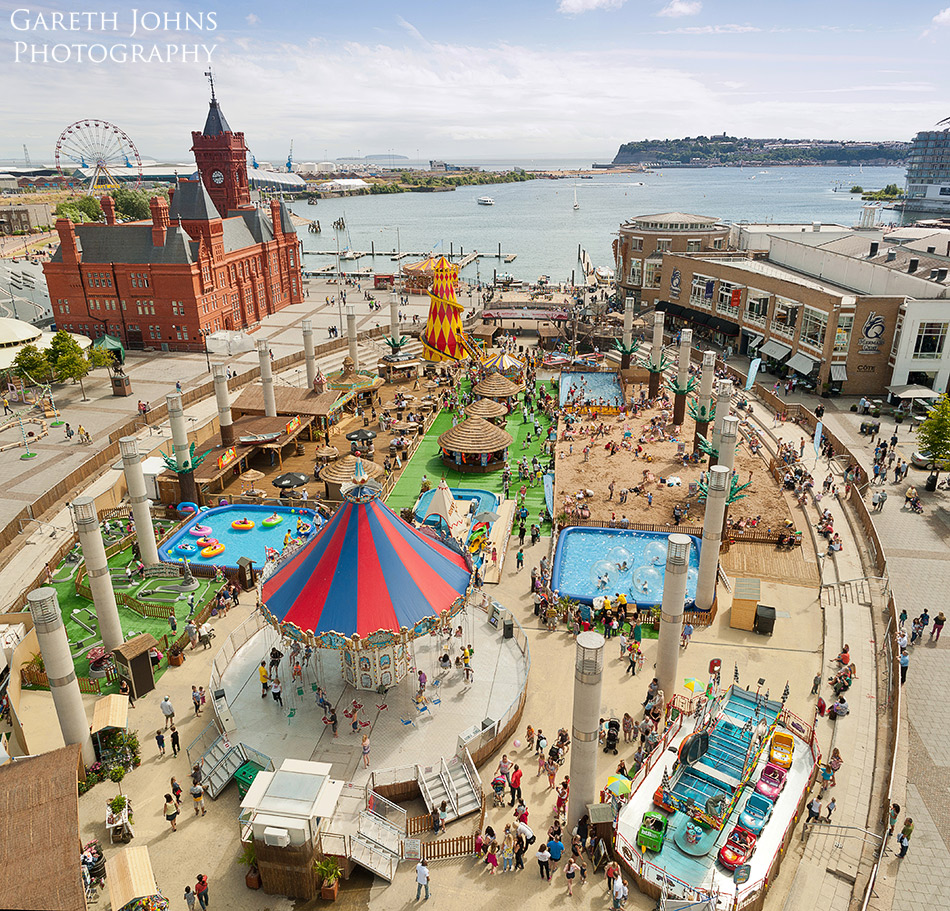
606, 775, 631, 796
684, 678, 705, 693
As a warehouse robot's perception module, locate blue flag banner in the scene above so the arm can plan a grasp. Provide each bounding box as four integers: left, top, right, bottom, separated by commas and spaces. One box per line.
746, 358, 761, 391
814, 421, 823, 456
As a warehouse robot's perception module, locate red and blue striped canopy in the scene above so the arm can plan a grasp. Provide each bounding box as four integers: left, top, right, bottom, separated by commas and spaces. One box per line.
262, 497, 471, 638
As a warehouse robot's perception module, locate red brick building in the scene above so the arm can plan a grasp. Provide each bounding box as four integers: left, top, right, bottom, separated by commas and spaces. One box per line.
43, 92, 303, 351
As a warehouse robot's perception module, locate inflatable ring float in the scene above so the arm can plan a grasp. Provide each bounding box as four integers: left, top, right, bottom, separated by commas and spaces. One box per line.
262, 515, 283, 528
189, 524, 213, 537
195, 536, 218, 548
201, 542, 226, 558
231, 519, 255, 531
175, 542, 197, 554
296, 523, 312, 535
177, 501, 198, 514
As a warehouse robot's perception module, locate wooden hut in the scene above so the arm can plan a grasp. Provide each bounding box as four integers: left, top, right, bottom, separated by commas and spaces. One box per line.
318, 453, 384, 501
465, 397, 509, 424
472, 371, 524, 413
437, 415, 513, 472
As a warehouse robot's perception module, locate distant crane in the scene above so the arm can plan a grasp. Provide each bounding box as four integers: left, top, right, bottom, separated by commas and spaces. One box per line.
286, 140, 294, 173
22, 144, 31, 166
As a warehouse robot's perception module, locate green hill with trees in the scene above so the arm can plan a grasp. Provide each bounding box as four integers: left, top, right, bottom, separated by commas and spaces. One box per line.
612, 136, 909, 167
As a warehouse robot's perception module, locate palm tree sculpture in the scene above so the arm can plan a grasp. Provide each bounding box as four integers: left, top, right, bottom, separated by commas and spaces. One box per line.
612, 337, 640, 370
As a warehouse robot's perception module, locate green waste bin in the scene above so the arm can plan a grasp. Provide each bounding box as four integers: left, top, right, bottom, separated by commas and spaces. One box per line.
235, 761, 264, 799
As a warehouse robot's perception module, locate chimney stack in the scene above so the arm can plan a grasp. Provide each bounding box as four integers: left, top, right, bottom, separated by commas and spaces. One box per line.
908, 258, 919, 273
150, 195, 170, 248
101, 195, 117, 226
55, 218, 81, 265
270, 199, 283, 238
868, 241, 879, 258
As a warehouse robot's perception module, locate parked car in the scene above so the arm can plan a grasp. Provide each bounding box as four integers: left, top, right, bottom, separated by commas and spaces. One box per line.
738, 792, 775, 835
718, 825, 757, 871
755, 762, 788, 800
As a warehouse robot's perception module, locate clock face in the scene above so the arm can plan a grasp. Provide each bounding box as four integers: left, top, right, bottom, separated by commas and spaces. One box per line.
211, 170, 225, 185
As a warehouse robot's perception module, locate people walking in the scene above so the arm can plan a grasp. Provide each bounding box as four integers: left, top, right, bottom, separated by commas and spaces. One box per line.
155, 730, 166, 757
190, 782, 207, 816
537, 842, 552, 880
899, 649, 909, 684
361, 734, 371, 769
160, 695, 175, 729
415, 859, 430, 900
271, 677, 283, 706
163, 793, 178, 831
194, 874, 209, 910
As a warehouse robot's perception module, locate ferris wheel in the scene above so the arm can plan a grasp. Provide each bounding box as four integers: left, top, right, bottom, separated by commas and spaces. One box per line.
55, 120, 143, 196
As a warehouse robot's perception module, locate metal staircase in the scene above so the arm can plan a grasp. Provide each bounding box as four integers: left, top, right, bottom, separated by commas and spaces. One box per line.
348, 812, 401, 882
196, 732, 272, 799
417, 749, 481, 822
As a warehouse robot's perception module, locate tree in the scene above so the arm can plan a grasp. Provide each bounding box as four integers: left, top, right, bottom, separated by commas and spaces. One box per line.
917, 394, 950, 476
54, 196, 102, 223
111, 186, 168, 221
49, 332, 110, 402
11, 344, 51, 384
47, 329, 79, 367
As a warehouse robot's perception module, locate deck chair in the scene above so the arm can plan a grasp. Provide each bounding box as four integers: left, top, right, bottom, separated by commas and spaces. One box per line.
400, 717, 416, 728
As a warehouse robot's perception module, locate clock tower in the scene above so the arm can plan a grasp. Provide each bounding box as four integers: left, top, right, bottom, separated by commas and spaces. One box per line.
190, 76, 252, 217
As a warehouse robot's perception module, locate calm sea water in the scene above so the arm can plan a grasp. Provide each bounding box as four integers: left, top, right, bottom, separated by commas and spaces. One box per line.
291, 165, 907, 284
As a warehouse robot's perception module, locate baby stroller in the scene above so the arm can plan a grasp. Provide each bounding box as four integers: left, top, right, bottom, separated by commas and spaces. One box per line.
491, 774, 507, 807
909, 496, 924, 514
603, 717, 621, 755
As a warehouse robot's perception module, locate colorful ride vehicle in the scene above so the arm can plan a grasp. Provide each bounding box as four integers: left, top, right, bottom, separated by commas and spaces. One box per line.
262, 514, 283, 527
738, 793, 774, 835
718, 825, 757, 871
177, 501, 198, 514
296, 523, 312, 535
200, 542, 226, 558
175, 542, 197, 554
754, 762, 787, 801
231, 518, 255, 531
769, 732, 794, 769
637, 811, 669, 853
189, 524, 213, 537
195, 536, 218, 548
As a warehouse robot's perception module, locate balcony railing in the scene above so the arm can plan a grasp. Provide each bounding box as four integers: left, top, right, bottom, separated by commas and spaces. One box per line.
744, 312, 767, 327
770, 321, 795, 339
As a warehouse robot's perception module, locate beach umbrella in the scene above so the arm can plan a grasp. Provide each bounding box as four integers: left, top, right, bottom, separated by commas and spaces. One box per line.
346, 428, 377, 443
272, 472, 309, 489
684, 677, 705, 694
240, 469, 265, 482
473, 511, 500, 525
606, 776, 631, 796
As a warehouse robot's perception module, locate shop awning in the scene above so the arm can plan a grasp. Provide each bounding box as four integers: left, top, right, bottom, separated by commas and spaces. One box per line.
708, 316, 740, 337
106, 846, 158, 911
787, 352, 818, 375
759, 339, 792, 360
831, 364, 848, 382
743, 330, 765, 346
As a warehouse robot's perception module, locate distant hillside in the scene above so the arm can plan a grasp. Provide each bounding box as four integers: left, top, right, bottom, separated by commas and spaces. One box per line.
613, 136, 910, 167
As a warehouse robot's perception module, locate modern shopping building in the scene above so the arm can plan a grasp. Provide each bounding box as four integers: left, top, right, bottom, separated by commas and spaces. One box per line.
904, 123, 950, 216
655, 224, 950, 395
42, 90, 304, 352
613, 212, 730, 309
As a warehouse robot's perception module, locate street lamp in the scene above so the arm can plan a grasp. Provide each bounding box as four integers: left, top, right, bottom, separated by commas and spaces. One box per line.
199, 328, 212, 372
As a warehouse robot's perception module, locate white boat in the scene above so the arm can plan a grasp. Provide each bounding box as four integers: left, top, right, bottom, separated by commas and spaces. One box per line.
477, 196, 494, 206
573, 185, 579, 210
594, 266, 614, 285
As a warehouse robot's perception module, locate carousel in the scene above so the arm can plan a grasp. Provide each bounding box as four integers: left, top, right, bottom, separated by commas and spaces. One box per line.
260, 460, 473, 691
472, 371, 524, 413
437, 415, 513, 472
480, 350, 525, 381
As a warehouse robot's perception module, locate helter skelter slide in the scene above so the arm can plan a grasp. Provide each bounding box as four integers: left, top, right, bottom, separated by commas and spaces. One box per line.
420, 256, 479, 363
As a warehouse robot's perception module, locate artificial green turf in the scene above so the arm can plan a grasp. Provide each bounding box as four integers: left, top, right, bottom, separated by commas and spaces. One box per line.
385, 381, 556, 525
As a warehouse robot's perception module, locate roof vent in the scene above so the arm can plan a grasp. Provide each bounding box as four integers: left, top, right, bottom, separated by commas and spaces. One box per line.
938, 269, 949, 282
927, 246, 936, 253
908, 258, 919, 273
868, 242, 879, 257
886, 249, 897, 261
931, 269, 940, 279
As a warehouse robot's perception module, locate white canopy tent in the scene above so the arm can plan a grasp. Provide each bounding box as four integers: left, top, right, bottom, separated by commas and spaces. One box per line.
423, 479, 467, 540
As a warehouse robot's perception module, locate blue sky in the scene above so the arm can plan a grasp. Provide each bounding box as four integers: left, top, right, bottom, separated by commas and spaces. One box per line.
1, 0, 949, 162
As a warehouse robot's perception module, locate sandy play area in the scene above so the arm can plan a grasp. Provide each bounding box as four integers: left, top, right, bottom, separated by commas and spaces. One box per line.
553, 395, 795, 532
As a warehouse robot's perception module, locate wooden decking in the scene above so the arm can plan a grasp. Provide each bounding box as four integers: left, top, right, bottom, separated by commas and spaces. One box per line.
721, 541, 821, 588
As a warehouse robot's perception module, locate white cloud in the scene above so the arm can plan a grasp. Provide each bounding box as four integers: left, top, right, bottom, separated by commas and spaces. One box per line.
932, 7, 950, 26
658, 23, 761, 34
246, 13, 260, 26
657, 0, 702, 17
557, 0, 626, 14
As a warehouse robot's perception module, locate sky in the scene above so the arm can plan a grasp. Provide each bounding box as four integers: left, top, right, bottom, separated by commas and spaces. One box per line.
1, 0, 949, 164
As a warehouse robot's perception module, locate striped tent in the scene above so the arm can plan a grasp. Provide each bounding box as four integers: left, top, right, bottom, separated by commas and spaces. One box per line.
262, 490, 471, 638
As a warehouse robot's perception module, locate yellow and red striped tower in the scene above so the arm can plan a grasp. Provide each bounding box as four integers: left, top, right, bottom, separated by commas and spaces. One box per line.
421, 256, 470, 362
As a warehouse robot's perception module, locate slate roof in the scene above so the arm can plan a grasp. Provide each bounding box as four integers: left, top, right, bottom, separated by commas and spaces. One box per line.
168, 179, 218, 222
50, 224, 194, 265
202, 99, 232, 137
279, 201, 296, 234
238, 207, 275, 244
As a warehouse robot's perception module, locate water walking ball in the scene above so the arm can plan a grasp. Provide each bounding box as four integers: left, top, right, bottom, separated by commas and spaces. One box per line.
513, 739, 522, 748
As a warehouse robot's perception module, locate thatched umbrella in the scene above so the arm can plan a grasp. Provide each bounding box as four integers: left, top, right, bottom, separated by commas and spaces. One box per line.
240, 469, 265, 483
473, 371, 524, 399
438, 415, 513, 455
319, 453, 384, 486
315, 445, 339, 463
466, 398, 508, 420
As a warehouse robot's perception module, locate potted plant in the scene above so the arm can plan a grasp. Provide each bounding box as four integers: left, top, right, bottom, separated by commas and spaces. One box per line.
108, 794, 127, 815
238, 841, 261, 890
315, 857, 341, 900
168, 643, 185, 667
109, 765, 126, 794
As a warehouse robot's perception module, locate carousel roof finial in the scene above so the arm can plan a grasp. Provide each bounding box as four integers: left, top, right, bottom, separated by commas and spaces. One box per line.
341, 455, 382, 503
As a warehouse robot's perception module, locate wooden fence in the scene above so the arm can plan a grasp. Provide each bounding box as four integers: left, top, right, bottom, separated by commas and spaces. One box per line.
421, 833, 476, 862
406, 814, 431, 836
19, 659, 107, 694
